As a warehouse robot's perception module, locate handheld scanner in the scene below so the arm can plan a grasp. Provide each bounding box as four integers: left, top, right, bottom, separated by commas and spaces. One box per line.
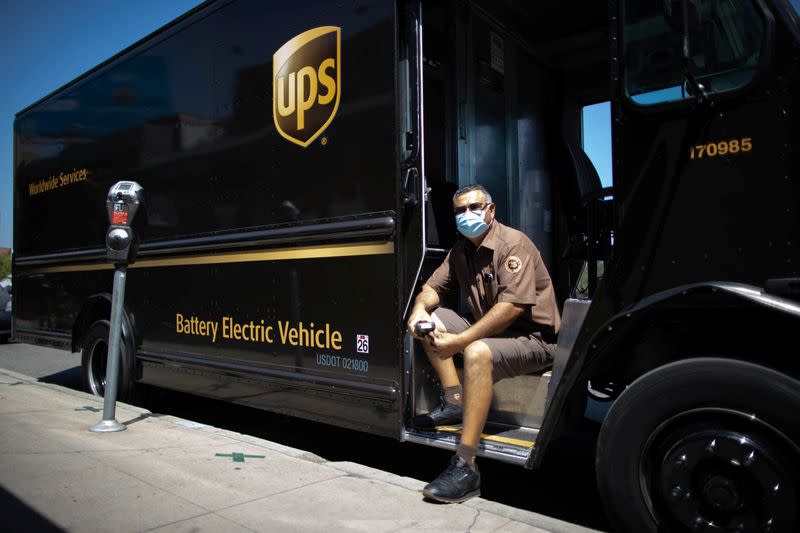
414, 320, 436, 336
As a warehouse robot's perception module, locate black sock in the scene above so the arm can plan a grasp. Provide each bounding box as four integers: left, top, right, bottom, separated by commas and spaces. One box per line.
456, 443, 478, 471
443, 385, 463, 407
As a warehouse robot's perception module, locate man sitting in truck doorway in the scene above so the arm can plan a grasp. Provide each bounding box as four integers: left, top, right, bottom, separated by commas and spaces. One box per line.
407, 184, 561, 503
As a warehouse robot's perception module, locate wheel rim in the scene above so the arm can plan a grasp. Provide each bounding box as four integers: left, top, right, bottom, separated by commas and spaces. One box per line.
641, 408, 798, 532
87, 338, 108, 396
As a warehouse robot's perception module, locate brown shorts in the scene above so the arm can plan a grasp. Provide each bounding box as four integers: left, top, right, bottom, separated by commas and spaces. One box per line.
431, 307, 555, 381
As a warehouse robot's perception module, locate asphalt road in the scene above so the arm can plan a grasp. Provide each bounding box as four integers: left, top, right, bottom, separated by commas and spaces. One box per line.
0, 341, 610, 531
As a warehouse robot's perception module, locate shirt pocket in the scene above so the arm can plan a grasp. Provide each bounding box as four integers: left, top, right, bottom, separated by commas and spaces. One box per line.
483, 268, 499, 304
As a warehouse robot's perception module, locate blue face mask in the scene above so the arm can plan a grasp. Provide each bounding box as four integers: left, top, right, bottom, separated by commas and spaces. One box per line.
455, 209, 491, 238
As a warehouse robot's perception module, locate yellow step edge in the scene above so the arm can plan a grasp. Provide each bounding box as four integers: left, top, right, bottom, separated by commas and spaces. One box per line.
435, 425, 535, 448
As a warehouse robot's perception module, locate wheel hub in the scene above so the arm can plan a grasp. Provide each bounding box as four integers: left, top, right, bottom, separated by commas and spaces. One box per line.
702, 475, 740, 513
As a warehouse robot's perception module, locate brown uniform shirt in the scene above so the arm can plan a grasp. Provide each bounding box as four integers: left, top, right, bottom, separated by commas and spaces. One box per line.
426, 221, 561, 337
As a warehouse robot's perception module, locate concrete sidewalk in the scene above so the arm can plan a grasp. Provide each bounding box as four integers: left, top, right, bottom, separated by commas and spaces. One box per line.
0, 367, 599, 533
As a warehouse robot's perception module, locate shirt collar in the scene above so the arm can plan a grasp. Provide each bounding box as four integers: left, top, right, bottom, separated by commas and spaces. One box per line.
476, 220, 501, 251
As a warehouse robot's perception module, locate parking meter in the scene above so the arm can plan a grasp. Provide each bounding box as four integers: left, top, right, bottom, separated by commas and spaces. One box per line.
90, 181, 144, 433
105, 181, 144, 264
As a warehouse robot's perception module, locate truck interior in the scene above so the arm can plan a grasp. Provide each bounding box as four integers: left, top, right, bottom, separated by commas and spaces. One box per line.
404, 0, 612, 463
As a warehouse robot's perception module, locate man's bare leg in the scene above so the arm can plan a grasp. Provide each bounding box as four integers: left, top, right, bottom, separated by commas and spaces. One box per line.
412, 314, 463, 429
420, 340, 489, 502
422, 313, 460, 389
457, 341, 494, 467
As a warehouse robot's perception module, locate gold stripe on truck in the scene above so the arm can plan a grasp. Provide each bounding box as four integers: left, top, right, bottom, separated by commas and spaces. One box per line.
24, 241, 395, 274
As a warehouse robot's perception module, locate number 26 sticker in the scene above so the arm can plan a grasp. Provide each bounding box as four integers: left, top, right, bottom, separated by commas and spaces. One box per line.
356, 335, 369, 354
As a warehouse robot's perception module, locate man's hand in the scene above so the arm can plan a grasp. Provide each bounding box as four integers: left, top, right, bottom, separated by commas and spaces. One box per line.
427, 330, 468, 359
406, 284, 441, 339
407, 305, 433, 340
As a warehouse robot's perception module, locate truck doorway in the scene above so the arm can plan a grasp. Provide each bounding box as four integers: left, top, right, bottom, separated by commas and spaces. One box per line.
407, 0, 607, 463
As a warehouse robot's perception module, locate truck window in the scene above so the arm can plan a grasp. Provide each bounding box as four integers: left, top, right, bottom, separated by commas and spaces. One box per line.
623, 0, 765, 105
581, 101, 613, 188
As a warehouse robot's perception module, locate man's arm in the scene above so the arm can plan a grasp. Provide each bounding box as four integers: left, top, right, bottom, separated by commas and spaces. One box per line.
413, 284, 441, 313
428, 301, 526, 358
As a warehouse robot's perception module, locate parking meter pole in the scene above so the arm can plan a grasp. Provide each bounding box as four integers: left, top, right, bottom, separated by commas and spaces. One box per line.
90, 180, 143, 434
89, 264, 127, 433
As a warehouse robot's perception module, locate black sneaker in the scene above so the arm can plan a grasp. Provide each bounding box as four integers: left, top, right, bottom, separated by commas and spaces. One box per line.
411, 401, 463, 430
422, 455, 481, 503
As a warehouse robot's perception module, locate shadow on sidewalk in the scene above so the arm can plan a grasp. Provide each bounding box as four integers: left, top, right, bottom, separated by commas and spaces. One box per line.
0, 485, 63, 532
39, 366, 81, 389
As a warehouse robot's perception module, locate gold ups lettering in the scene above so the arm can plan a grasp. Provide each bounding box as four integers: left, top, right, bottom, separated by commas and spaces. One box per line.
273, 26, 341, 147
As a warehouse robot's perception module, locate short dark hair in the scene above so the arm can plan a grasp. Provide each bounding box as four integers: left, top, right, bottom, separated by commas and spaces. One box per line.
453, 184, 493, 203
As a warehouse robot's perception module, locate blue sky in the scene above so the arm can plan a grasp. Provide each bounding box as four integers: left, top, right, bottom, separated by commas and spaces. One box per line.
0, 1, 614, 249
0, 0, 204, 248
582, 102, 613, 189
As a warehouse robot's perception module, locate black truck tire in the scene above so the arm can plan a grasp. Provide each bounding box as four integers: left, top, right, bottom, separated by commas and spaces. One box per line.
80, 319, 137, 403
596, 358, 800, 533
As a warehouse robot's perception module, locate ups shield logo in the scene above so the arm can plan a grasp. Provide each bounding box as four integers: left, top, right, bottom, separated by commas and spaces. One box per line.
273, 26, 341, 147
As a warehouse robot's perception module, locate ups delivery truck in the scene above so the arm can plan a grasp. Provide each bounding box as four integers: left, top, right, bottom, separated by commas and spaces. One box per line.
13, 1, 800, 530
